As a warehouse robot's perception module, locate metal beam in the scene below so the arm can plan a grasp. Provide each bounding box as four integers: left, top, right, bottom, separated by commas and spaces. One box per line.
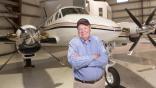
0, 26, 13, 30
40, 0, 58, 3
0, 10, 18, 15
22, 1, 40, 8
22, 13, 40, 18
112, 6, 156, 13
0, 11, 40, 18
141, 0, 143, 24
0, 14, 18, 18
113, 14, 156, 20
0, 0, 18, 7
0, 10, 8, 13
110, 0, 156, 6
12, 0, 21, 27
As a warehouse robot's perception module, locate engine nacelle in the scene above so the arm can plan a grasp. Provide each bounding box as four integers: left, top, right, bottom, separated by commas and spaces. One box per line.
16, 25, 41, 54
129, 34, 140, 42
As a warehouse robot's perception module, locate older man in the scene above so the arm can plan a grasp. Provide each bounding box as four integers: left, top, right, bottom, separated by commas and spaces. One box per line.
68, 18, 108, 88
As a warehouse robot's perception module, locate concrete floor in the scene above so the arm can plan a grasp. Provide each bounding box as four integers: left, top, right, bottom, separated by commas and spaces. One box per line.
0, 40, 156, 88
112, 41, 156, 88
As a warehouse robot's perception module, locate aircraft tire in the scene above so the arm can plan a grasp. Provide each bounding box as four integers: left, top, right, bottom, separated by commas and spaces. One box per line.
105, 67, 120, 88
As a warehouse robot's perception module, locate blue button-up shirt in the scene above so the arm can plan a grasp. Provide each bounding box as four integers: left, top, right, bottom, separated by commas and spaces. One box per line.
68, 36, 108, 81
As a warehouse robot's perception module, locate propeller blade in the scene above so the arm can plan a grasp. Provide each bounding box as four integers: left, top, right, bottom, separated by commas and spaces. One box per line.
0, 36, 10, 41
129, 34, 142, 51
145, 8, 156, 25
125, 8, 142, 28
3, 16, 25, 33
4, 16, 17, 29
147, 34, 156, 46
0, 36, 15, 43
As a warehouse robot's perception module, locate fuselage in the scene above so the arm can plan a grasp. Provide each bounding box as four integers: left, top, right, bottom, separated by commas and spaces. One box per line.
43, 6, 122, 46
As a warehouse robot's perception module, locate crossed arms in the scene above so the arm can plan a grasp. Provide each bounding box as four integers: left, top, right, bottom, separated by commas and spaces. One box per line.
67, 41, 108, 70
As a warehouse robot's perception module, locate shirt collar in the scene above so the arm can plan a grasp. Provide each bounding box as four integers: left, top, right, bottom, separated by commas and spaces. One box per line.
80, 36, 91, 44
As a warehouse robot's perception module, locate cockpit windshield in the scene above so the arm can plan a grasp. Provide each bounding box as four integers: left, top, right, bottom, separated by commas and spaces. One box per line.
61, 7, 88, 16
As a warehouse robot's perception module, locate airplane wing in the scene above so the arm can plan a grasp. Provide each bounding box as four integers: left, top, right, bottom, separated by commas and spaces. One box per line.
40, 38, 57, 44
40, 31, 57, 44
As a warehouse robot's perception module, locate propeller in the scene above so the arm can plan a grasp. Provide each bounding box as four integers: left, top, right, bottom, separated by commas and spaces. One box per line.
147, 34, 156, 46
125, 8, 142, 28
129, 33, 142, 52
125, 8, 156, 54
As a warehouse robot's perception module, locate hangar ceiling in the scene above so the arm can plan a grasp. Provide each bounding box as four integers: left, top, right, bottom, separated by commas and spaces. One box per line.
106, 0, 156, 23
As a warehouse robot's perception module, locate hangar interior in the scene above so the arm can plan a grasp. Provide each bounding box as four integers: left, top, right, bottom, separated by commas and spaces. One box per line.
1, 0, 156, 54
0, 0, 156, 88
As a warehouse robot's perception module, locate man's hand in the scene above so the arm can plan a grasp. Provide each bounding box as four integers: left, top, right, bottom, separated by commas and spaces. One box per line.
92, 53, 100, 59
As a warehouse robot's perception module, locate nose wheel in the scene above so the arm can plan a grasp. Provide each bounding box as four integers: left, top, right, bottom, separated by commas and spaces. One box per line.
23, 54, 35, 68
24, 59, 35, 68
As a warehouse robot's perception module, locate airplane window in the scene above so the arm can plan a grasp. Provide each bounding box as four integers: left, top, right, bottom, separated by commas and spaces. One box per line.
50, 16, 53, 23
85, 0, 90, 12
55, 12, 59, 20
58, 13, 61, 18
122, 28, 130, 33
61, 8, 88, 16
47, 20, 50, 25
99, 8, 103, 17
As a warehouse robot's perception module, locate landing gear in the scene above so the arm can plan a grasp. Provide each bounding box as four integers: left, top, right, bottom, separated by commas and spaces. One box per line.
23, 54, 35, 68
24, 59, 35, 68
104, 42, 120, 87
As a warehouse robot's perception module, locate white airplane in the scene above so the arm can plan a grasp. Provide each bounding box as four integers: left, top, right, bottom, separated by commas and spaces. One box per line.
0, 2, 122, 87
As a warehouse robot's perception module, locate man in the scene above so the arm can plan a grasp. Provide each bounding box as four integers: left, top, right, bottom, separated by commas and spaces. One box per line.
68, 18, 108, 88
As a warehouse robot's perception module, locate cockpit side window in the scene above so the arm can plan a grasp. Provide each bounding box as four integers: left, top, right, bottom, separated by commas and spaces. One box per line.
58, 13, 61, 18
55, 12, 62, 20
50, 16, 53, 23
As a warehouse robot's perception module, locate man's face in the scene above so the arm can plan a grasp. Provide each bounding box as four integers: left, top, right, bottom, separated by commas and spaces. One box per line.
77, 24, 91, 40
